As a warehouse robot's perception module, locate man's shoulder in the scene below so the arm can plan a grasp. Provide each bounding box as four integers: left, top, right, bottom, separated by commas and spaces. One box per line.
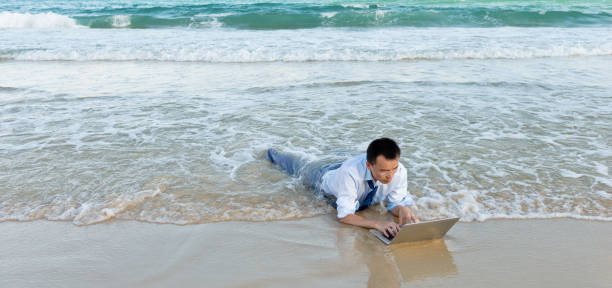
389, 161, 408, 186
337, 154, 367, 178
343, 153, 366, 166
397, 160, 407, 172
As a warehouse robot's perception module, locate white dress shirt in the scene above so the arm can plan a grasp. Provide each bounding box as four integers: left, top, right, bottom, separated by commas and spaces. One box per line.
321, 153, 414, 218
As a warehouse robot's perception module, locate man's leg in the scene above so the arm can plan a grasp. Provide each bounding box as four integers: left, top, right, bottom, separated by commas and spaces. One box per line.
301, 161, 342, 208
266, 148, 342, 208
265, 148, 304, 176
303, 162, 341, 190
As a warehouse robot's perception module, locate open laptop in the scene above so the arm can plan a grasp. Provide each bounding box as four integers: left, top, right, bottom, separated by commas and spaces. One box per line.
370, 217, 460, 245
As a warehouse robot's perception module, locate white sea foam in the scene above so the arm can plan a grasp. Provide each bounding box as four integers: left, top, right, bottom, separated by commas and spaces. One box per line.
190, 13, 234, 28
411, 186, 612, 223
475, 213, 612, 222
320, 12, 338, 18
340, 4, 370, 9
595, 176, 612, 187
73, 185, 164, 225
474, 131, 529, 141
5, 41, 612, 62
0, 12, 83, 28
110, 15, 131, 28
194, 13, 234, 18
560, 169, 584, 178
1, 37, 611, 225
594, 162, 609, 176
0, 178, 171, 225
375, 9, 387, 19
1, 27, 610, 62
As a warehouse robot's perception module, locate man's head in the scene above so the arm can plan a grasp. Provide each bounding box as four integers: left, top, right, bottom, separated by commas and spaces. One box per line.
365, 138, 401, 184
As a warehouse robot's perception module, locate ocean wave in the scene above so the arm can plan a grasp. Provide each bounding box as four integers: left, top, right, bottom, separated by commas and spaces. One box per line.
66, 9, 612, 29
3, 43, 611, 62
200, 8, 611, 30
110, 15, 131, 28
1, 186, 609, 225
0, 11, 83, 28
1, 4, 611, 29
2, 26, 611, 62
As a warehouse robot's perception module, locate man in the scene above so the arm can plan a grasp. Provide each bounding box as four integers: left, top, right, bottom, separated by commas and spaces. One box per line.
266, 138, 419, 238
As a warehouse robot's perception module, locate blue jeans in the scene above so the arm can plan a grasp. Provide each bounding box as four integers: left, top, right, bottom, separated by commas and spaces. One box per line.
266, 148, 341, 206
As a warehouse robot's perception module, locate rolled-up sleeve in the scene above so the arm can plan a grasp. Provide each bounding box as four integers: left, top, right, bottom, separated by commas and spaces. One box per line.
329, 169, 360, 219
385, 166, 414, 211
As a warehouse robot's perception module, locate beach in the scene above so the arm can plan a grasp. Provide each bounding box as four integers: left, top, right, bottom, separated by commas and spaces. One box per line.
2, 215, 611, 287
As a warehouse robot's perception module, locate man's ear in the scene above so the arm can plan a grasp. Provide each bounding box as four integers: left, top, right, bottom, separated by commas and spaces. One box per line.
366, 161, 372, 170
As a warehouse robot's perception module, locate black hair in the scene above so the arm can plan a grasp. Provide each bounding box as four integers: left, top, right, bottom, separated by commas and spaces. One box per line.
366, 138, 401, 164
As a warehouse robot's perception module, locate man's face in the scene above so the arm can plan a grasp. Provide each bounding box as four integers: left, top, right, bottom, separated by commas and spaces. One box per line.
366, 155, 399, 184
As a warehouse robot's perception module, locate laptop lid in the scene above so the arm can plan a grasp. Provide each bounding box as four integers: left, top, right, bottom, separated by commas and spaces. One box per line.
370, 217, 460, 245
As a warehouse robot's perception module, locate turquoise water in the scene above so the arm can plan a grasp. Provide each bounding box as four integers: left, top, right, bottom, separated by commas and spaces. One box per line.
1, 0, 612, 29
1, 1, 611, 225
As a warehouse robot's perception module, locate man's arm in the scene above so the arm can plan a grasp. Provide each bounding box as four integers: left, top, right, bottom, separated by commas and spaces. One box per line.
390, 205, 419, 225
339, 213, 401, 238
329, 164, 401, 237
385, 163, 419, 225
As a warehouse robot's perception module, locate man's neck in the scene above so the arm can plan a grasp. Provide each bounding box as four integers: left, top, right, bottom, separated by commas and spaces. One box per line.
369, 170, 377, 183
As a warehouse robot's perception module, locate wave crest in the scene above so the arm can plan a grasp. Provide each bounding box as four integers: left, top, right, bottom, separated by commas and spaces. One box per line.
0, 12, 82, 28
4, 43, 611, 62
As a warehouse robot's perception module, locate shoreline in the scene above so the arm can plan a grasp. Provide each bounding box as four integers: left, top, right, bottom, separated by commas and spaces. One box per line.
2, 216, 610, 287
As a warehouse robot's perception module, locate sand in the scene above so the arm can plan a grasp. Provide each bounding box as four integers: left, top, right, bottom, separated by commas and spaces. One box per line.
1, 213, 611, 288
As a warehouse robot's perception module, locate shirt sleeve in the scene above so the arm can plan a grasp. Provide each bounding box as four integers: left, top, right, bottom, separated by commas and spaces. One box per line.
385, 165, 414, 211
328, 169, 360, 219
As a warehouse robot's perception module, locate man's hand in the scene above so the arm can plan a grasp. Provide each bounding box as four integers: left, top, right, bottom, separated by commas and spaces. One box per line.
339, 214, 401, 238
374, 221, 401, 238
396, 206, 419, 225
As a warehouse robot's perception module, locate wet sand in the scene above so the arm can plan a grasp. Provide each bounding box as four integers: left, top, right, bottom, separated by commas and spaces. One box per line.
1, 213, 610, 287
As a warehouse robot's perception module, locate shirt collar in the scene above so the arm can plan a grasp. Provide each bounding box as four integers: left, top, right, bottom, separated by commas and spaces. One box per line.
362, 154, 375, 182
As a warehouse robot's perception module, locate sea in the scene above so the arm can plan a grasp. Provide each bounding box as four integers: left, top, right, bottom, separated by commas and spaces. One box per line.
1, 0, 610, 225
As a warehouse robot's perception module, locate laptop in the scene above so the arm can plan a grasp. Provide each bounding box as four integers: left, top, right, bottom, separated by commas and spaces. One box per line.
370, 217, 460, 245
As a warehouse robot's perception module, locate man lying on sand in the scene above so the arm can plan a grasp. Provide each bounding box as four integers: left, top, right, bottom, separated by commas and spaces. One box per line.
266, 137, 419, 238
